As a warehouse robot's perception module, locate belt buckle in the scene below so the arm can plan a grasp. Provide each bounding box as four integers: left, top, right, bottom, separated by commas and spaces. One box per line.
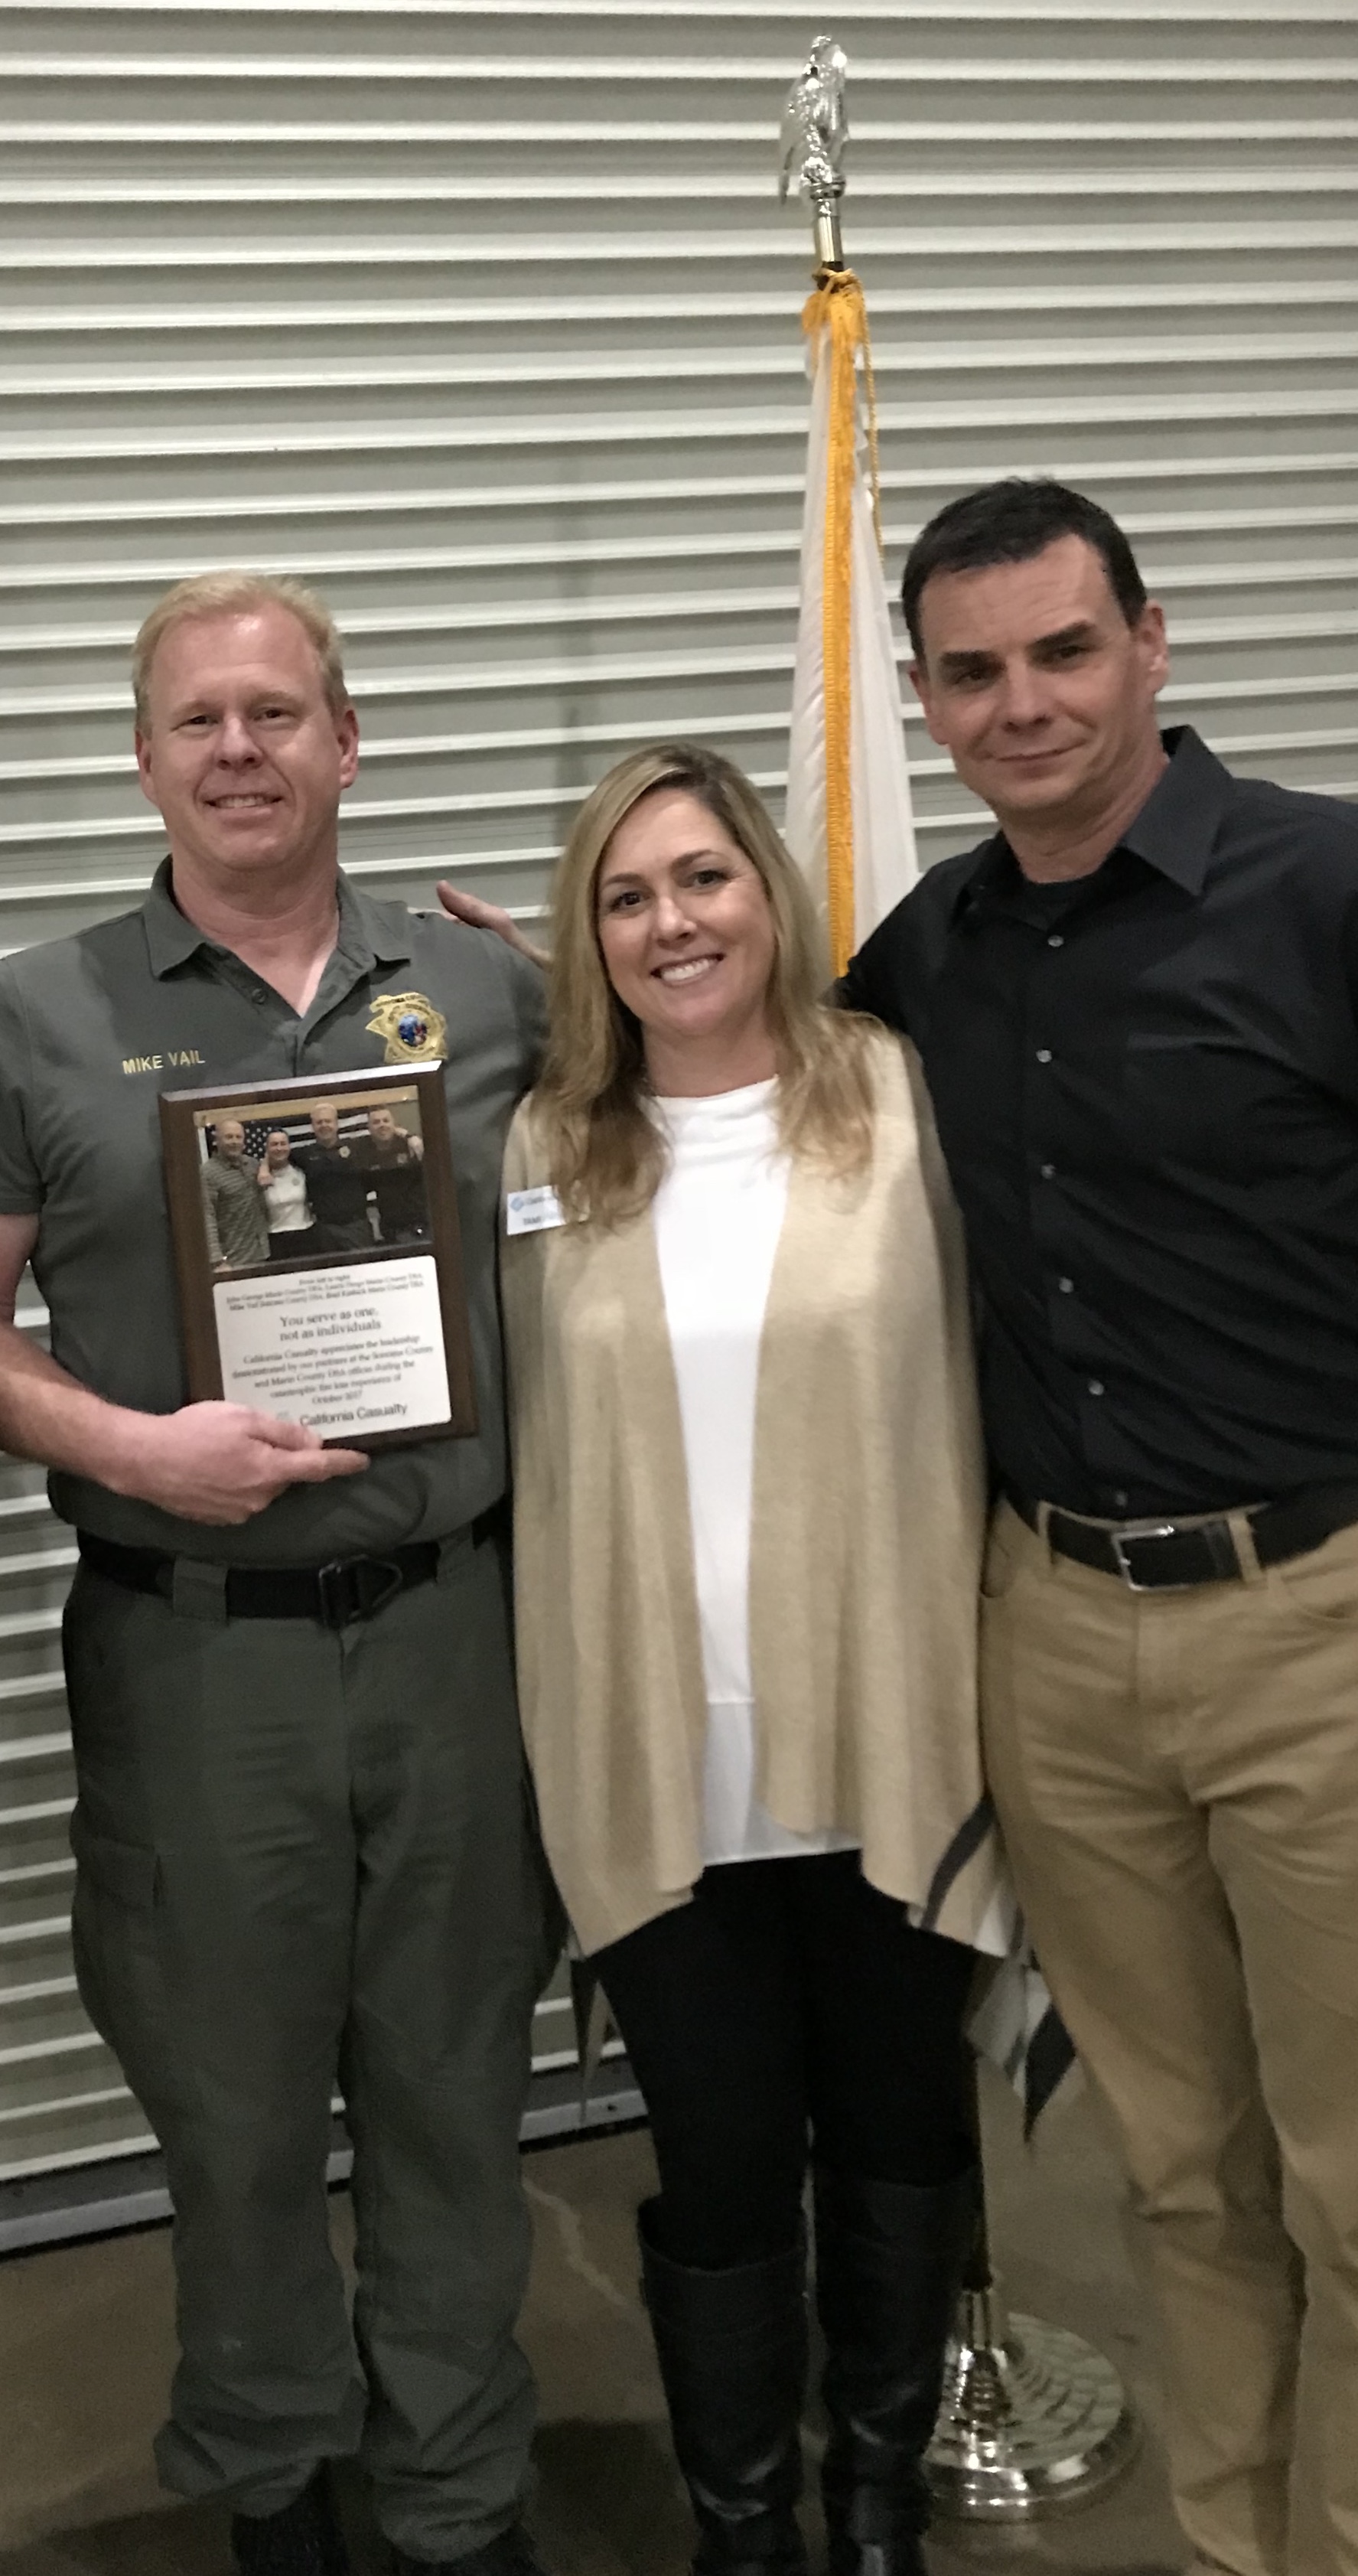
1109, 1521, 1184, 1592
316, 1557, 404, 1629
317, 1559, 361, 1629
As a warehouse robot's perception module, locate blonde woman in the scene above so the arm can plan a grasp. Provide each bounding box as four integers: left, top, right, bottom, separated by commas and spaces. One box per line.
500, 745, 1003, 2576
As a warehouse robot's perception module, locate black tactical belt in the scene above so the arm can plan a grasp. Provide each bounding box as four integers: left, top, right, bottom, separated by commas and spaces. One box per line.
77, 1509, 502, 1629
1006, 1484, 1358, 1593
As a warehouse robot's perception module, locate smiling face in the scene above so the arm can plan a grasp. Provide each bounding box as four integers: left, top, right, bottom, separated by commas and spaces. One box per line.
217, 1119, 246, 1162
135, 604, 360, 892
910, 533, 1168, 843
264, 1130, 291, 1169
310, 1103, 340, 1149
367, 1107, 396, 1145
594, 787, 778, 1089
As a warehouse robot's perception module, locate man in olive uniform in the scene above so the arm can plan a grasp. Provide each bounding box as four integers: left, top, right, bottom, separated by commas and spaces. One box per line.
202, 1116, 269, 1270
0, 573, 556, 2576
295, 1098, 376, 1253
363, 1102, 429, 1244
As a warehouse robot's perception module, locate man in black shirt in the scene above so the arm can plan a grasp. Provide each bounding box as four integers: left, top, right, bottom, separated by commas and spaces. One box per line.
294, 1097, 373, 1251
361, 1101, 429, 1243
841, 480, 1358, 2576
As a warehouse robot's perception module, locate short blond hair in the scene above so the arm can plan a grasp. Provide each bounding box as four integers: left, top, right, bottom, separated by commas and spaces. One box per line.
535, 742, 877, 1225
132, 571, 350, 729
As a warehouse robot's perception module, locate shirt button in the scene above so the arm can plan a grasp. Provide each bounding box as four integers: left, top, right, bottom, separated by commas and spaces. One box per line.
1047, 933, 1064, 949
1113, 1491, 1130, 1510
1088, 1379, 1105, 1397
1058, 1277, 1074, 1294
1035, 1047, 1053, 1065
1040, 1162, 1056, 1180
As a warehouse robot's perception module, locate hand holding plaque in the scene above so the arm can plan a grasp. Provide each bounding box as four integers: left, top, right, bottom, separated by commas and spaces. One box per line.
159, 1065, 476, 1448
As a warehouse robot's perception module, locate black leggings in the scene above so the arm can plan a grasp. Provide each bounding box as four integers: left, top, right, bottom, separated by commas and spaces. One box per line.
594, 1851, 976, 2271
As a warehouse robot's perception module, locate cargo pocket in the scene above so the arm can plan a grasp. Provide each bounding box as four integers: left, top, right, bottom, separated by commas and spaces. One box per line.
69, 1814, 177, 2122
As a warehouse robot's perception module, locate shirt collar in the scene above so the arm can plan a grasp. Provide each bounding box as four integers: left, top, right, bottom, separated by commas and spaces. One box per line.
949, 723, 1230, 924
141, 858, 413, 982
1119, 724, 1230, 895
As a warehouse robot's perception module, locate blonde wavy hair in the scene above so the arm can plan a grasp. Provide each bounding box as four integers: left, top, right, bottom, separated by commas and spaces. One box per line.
536, 742, 878, 1224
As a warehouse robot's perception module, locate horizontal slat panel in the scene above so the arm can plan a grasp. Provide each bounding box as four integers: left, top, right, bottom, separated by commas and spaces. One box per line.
1, 0, 1353, 2187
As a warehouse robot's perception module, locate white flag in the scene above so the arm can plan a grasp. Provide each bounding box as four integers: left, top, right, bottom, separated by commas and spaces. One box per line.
783, 272, 918, 977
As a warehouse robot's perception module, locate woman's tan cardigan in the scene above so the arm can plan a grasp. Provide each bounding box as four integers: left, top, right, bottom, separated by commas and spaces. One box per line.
501, 1027, 1003, 1958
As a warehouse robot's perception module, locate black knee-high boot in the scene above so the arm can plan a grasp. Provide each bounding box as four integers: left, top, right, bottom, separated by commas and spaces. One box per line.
813, 2166, 976, 2576
639, 2201, 809, 2576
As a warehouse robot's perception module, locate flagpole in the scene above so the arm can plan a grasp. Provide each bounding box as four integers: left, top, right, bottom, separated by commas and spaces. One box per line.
777, 34, 847, 272
780, 37, 918, 979
779, 34, 1138, 2519
925, 2056, 1139, 2516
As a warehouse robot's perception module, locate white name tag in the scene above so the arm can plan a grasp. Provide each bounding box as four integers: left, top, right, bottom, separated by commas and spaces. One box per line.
506, 1183, 565, 1236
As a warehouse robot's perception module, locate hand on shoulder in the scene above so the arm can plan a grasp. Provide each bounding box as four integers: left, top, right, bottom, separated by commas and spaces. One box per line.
433, 882, 549, 973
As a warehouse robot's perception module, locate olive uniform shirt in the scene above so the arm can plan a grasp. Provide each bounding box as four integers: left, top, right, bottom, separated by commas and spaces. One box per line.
0, 861, 546, 1564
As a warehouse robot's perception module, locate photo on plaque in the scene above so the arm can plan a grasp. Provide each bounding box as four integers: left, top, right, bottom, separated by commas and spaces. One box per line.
159, 1065, 476, 1449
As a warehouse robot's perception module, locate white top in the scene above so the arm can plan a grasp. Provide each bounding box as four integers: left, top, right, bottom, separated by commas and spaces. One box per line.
260, 1159, 311, 1234
651, 1078, 860, 1870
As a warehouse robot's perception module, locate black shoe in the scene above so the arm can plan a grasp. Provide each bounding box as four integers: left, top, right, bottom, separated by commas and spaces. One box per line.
391, 2526, 550, 2576
639, 2199, 809, 2576
813, 2166, 976, 2576
232, 2465, 350, 2575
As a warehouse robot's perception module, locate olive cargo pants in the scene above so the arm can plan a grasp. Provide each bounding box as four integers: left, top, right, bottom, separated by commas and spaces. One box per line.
63, 1524, 556, 2561
980, 1498, 1358, 2576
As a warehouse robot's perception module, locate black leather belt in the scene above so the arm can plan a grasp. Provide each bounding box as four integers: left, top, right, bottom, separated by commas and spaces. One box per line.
77, 1505, 503, 1629
1006, 1485, 1358, 1592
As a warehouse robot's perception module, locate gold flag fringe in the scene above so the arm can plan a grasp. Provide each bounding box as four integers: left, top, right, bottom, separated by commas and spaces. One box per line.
800, 266, 883, 978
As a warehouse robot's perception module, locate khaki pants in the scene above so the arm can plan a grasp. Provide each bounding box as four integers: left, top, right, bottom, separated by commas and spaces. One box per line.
980, 1499, 1358, 2576
64, 1524, 558, 2559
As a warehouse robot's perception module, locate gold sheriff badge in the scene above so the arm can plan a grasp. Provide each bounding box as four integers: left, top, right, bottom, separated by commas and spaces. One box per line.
366, 992, 448, 1065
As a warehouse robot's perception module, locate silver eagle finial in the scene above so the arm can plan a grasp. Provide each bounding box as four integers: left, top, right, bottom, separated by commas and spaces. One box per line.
777, 35, 849, 266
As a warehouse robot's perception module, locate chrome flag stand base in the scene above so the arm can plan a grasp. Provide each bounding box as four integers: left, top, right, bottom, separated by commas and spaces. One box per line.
927, 2274, 1139, 2519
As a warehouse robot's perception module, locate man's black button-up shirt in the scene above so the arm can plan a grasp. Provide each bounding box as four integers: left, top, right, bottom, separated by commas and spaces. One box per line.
293, 1137, 372, 1228
840, 726, 1358, 1515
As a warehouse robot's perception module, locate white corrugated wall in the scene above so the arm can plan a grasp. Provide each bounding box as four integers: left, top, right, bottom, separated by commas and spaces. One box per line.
1, 0, 1355, 2193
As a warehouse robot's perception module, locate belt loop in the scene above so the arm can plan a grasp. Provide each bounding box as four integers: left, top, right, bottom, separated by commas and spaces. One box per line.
1227, 1508, 1265, 1584
170, 1557, 230, 1624
1034, 1498, 1056, 1568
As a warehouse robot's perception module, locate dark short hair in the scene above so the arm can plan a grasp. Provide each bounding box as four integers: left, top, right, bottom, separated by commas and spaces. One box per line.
900, 478, 1148, 657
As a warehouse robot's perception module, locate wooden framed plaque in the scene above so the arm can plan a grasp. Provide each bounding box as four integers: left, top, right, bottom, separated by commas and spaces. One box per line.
158, 1063, 477, 1449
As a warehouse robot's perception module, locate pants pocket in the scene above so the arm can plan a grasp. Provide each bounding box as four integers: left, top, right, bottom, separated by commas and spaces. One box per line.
1270, 1517, 1358, 1629
980, 1505, 1028, 1603
69, 1814, 182, 2126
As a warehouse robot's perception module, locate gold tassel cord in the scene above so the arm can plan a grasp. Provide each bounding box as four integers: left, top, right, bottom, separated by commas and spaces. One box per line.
800, 267, 881, 977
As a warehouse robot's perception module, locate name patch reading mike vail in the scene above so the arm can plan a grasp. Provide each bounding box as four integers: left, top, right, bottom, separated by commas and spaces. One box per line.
122, 1049, 206, 1074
